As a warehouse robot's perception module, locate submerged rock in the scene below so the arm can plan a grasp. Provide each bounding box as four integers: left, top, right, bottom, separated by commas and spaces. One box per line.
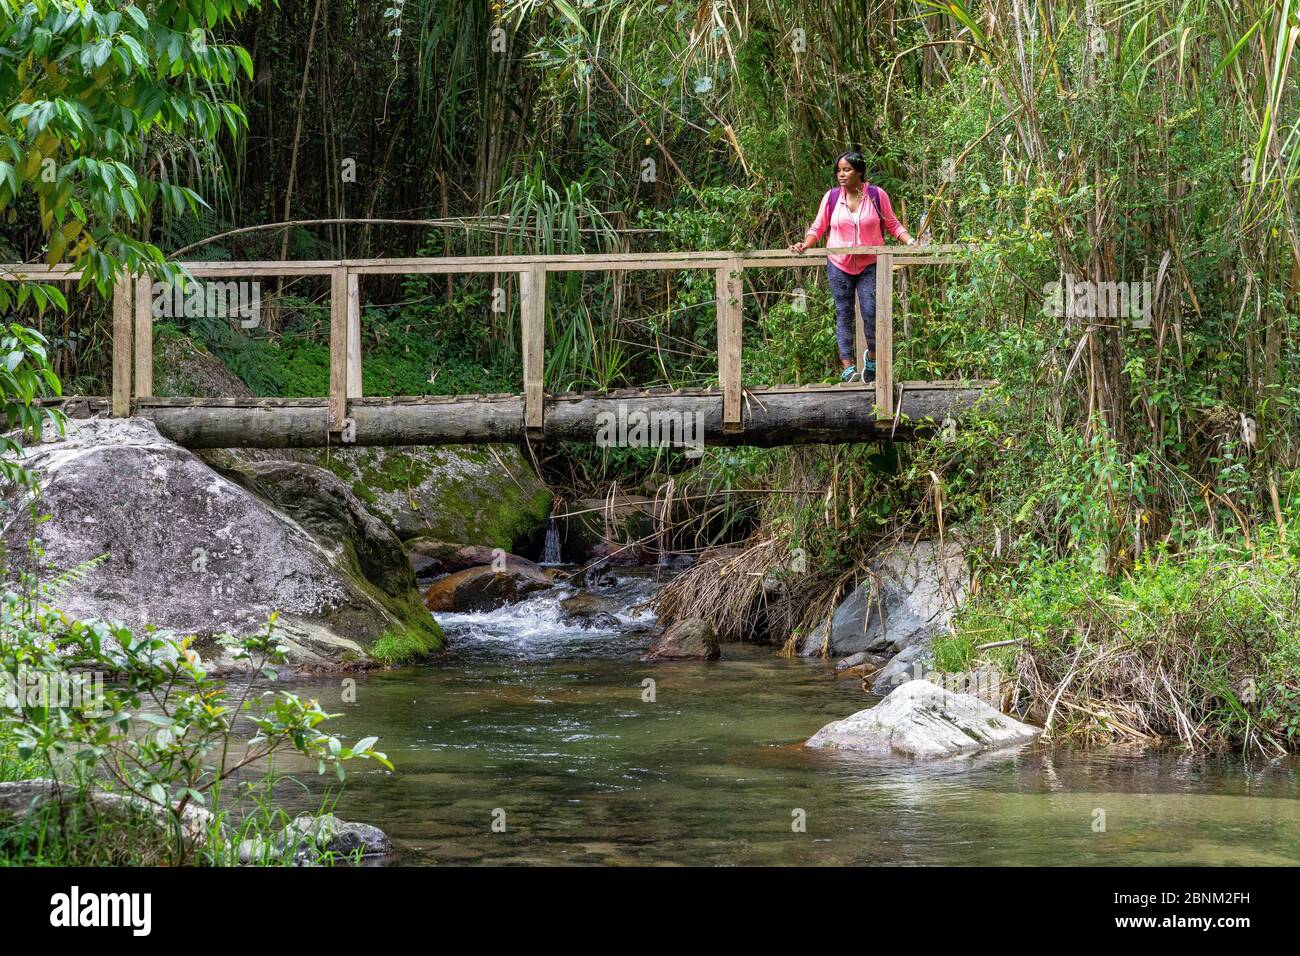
422, 563, 552, 612
578, 558, 619, 590
641, 618, 720, 662
284, 813, 392, 860
237, 812, 393, 865
559, 591, 623, 625
2, 418, 443, 672
800, 538, 967, 658
805, 680, 1040, 760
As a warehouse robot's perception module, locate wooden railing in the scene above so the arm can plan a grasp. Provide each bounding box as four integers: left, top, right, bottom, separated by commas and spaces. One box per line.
2, 244, 974, 435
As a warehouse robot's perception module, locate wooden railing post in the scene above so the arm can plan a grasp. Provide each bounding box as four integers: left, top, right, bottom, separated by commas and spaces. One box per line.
716, 256, 743, 432
328, 267, 347, 429
520, 263, 545, 430
111, 274, 132, 416
346, 271, 362, 398
133, 273, 153, 400
875, 253, 894, 418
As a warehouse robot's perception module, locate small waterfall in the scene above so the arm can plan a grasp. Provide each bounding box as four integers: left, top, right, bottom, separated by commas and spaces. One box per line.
541, 514, 562, 565
434, 569, 660, 659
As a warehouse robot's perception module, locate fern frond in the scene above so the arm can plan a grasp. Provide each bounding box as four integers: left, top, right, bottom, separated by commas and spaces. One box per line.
40, 554, 109, 603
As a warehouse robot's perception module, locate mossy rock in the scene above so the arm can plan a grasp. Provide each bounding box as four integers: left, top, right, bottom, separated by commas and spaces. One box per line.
152, 329, 254, 399
208, 458, 445, 665
216, 459, 415, 597
293, 445, 552, 552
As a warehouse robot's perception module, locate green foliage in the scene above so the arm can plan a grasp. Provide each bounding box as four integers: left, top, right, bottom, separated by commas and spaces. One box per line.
744, 286, 837, 386
0, 592, 391, 865
0, 734, 37, 781
174, 285, 519, 398
637, 185, 767, 253
947, 537, 1300, 752
0, 0, 258, 297
371, 626, 442, 665
0, 321, 61, 488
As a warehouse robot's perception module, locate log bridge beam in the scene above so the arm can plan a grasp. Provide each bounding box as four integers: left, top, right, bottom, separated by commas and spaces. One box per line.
41, 382, 990, 448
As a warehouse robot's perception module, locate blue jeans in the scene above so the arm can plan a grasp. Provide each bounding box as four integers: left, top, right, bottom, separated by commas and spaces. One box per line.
827, 262, 876, 363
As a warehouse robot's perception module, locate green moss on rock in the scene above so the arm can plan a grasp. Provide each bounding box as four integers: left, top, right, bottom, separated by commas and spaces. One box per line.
371, 615, 445, 664
287, 445, 552, 551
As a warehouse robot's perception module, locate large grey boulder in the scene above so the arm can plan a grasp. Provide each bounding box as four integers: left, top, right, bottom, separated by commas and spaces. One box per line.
155, 340, 551, 555
216, 459, 416, 598
1, 418, 443, 672
202, 445, 551, 554
805, 680, 1040, 760
801, 538, 967, 658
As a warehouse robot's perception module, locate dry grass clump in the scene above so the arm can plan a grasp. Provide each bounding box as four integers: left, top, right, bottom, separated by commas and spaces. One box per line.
653, 535, 874, 651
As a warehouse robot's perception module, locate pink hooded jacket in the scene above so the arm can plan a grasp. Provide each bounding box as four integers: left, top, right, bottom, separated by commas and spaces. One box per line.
804, 184, 906, 275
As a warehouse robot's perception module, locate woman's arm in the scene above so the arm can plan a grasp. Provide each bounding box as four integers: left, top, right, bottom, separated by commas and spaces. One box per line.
878, 187, 917, 245
789, 190, 832, 252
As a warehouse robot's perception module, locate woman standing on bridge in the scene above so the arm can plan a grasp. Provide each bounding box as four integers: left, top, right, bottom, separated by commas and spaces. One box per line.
788, 151, 916, 382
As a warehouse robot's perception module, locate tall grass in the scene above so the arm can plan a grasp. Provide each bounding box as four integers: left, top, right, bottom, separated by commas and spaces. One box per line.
942, 540, 1300, 754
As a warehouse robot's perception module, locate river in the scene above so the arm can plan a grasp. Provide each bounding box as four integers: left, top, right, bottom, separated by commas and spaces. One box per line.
271, 569, 1300, 865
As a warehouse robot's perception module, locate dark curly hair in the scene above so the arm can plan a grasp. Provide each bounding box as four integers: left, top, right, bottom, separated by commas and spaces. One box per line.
834, 150, 868, 179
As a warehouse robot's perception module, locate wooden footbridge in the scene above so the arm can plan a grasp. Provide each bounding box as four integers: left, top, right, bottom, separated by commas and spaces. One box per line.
6, 245, 989, 449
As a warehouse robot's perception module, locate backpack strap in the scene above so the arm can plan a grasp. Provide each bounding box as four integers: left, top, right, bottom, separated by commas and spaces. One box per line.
821, 186, 842, 226
866, 183, 885, 222
826, 184, 884, 223
822, 184, 886, 240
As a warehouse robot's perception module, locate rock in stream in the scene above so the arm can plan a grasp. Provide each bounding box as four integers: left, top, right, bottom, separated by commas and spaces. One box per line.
806, 679, 1041, 760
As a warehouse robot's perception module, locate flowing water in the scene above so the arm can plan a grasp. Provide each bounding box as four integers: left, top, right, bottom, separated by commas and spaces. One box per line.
273, 570, 1300, 865
540, 517, 562, 566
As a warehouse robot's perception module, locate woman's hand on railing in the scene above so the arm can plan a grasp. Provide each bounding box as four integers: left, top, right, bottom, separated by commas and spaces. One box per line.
788, 240, 808, 253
